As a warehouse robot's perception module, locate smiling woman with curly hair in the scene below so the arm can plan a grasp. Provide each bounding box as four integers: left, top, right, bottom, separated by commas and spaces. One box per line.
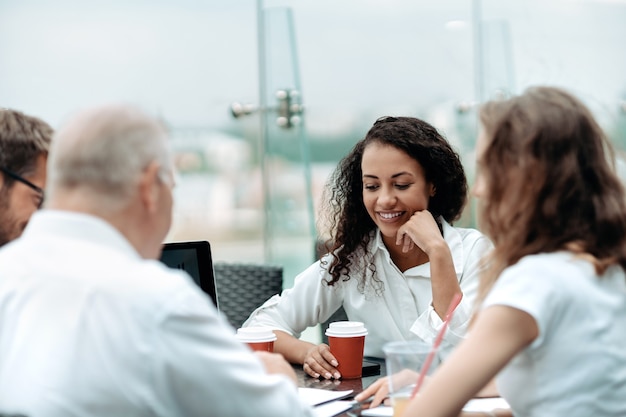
244, 116, 492, 380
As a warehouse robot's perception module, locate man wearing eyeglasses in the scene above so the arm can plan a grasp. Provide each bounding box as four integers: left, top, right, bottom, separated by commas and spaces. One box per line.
0, 108, 52, 247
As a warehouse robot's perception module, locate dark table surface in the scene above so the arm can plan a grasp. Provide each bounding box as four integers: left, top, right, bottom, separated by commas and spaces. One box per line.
295, 356, 386, 416
295, 357, 509, 416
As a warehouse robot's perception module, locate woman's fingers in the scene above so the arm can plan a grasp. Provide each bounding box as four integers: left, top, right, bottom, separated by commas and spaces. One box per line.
303, 344, 340, 379
402, 233, 414, 253
355, 376, 390, 408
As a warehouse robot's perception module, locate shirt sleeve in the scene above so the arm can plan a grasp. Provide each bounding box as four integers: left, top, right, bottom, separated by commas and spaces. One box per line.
410, 233, 493, 359
243, 258, 344, 337
482, 255, 564, 349
151, 286, 313, 417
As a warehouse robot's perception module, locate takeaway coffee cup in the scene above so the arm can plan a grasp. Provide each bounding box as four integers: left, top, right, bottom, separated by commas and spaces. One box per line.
325, 321, 368, 379
236, 327, 277, 352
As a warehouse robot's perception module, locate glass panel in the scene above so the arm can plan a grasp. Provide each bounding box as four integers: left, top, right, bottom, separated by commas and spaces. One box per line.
478, 0, 626, 176
258, 4, 316, 285
479, 18, 515, 100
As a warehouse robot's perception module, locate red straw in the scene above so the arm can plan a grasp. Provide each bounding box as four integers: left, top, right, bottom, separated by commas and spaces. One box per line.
410, 292, 463, 399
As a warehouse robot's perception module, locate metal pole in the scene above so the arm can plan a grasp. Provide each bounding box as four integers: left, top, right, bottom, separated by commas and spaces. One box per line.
257, 0, 272, 262
286, 9, 317, 254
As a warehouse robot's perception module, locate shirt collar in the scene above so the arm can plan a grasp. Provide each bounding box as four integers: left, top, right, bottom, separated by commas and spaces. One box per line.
23, 210, 141, 260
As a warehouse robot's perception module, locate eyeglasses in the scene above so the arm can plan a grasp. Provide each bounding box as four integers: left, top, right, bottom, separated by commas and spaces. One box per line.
0, 166, 45, 209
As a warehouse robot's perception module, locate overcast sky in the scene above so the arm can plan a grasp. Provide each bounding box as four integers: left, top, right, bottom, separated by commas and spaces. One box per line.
1, 0, 625, 132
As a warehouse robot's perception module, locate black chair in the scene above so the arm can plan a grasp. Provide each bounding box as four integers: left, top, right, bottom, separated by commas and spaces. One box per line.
213, 262, 284, 329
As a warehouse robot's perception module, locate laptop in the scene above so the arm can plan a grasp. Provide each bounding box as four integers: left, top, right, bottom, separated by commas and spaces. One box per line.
158, 240, 219, 308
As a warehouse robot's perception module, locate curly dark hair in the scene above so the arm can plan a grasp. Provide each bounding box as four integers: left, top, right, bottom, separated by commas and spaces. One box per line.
319, 116, 468, 290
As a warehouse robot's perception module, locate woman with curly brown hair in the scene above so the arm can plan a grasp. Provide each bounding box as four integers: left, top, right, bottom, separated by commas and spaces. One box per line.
244, 116, 492, 380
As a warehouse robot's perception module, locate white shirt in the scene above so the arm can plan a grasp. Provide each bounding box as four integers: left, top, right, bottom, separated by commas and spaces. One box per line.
245, 220, 492, 359
0, 210, 313, 417
484, 252, 626, 417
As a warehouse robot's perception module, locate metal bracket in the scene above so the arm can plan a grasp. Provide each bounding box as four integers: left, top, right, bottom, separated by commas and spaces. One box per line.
230, 89, 304, 129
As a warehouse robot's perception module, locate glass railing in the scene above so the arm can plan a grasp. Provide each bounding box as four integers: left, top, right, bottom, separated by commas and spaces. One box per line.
2, 0, 625, 290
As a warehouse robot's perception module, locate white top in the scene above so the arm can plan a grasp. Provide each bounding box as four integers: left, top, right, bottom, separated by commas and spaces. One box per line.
484, 251, 626, 417
0, 211, 313, 417
245, 220, 492, 359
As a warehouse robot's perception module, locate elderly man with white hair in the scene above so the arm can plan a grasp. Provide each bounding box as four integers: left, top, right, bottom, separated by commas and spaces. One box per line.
0, 104, 313, 417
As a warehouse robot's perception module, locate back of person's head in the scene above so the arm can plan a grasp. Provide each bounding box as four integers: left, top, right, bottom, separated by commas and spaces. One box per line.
48, 104, 172, 213
0, 108, 52, 185
477, 86, 626, 276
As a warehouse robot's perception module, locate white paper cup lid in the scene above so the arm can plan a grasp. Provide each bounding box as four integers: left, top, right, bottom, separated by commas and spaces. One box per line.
236, 327, 277, 343
325, 321, 368, 337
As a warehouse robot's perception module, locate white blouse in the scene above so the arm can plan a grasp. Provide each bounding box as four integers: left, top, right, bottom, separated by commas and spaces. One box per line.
245, 220, 492, 359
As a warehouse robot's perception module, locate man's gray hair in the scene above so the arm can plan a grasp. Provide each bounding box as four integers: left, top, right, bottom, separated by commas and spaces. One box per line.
48, 104, 172, 210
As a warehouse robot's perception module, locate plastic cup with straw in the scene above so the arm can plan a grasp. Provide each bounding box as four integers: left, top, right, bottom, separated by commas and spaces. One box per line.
410, 292, 463, 399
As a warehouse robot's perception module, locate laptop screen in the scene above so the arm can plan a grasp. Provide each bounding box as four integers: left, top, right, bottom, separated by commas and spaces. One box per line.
159, 240, 218, 308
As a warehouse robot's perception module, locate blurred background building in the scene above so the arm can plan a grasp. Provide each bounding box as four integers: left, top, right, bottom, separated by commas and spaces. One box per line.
2, 0, 626, 300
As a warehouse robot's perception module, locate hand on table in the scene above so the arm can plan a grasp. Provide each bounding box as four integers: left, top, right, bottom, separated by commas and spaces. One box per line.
354, 369, 423, 408
302, 343, 341, 380
354, 375, 391, 408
